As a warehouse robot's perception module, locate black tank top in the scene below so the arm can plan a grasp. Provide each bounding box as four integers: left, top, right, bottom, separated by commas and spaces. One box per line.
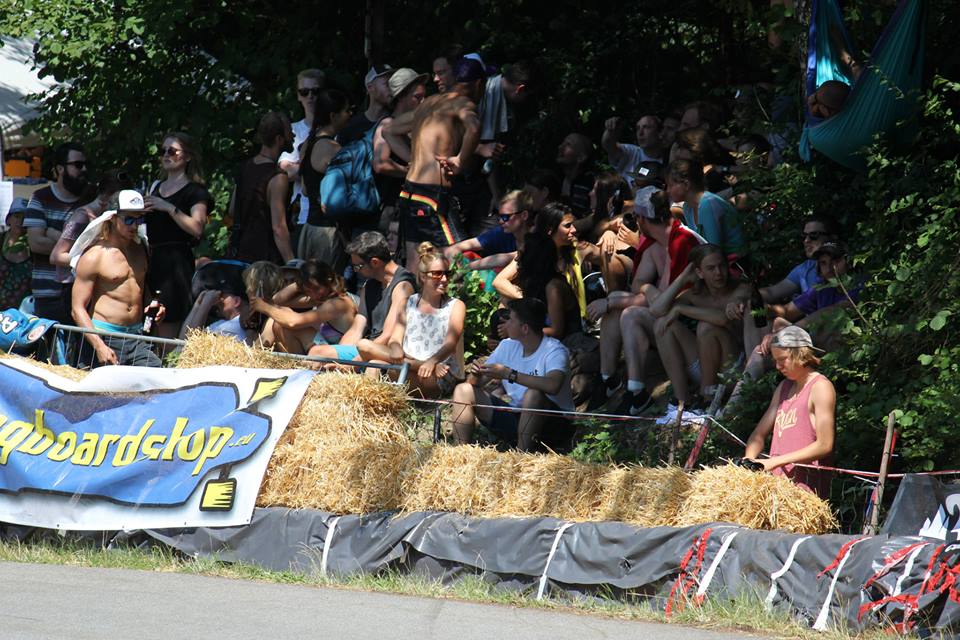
301, 133, 336, 225
227, 158, 284, 264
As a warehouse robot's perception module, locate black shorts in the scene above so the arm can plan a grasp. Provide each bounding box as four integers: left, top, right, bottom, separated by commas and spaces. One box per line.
397, 182, 463, 248
480, 394, 574, 453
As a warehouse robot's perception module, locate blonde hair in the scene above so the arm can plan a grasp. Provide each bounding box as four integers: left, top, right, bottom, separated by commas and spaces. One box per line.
500, 189, 533, 213
786, 346, 822, 368
242, 261, 283, 299
416, 242, 449, 284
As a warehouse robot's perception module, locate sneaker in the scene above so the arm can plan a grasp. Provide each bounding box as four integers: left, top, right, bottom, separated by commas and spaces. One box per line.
587, 375, 622, 410
616, 389, 653, 416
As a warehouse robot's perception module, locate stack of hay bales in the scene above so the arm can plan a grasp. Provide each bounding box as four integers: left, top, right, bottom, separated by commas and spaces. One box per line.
178, 333, 419, 513
676, 463, 838, 535
404, 444, 690, 527
9, 337, 840, 535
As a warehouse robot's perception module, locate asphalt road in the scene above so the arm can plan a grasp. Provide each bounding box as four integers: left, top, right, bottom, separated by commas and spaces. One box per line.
1, 561, 769, 639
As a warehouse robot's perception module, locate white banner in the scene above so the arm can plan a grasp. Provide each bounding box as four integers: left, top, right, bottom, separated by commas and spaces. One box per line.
0, 358, 313, 530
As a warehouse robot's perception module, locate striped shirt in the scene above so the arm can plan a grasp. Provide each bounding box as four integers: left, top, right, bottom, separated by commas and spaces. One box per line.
23, 187, 81, 299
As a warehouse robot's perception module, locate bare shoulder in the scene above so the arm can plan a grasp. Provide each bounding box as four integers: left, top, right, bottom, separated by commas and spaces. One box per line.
811, 374, 836, 397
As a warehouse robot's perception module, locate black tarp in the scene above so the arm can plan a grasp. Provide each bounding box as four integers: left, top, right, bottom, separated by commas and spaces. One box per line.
882, 474, 960, 542
145, 505, 960, 636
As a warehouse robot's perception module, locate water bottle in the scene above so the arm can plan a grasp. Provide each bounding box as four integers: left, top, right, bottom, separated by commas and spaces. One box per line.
142, 290, 162, 334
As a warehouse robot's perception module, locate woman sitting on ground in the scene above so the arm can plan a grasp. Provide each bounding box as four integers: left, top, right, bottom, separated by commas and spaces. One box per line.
743, 325, 835, 498
250, 260, 358, 355
667, 159, 745, 265
360, 243, 465, 397
513, 233, 582, 340
494, 203, 598, 319
650, 243, 751, 408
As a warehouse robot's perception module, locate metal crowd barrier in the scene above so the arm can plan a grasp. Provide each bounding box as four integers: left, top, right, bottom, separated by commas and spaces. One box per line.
47, 323, 409, 385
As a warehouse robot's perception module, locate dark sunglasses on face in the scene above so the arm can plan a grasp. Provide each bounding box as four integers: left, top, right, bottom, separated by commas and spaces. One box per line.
121, 215, 145, 226
64, 160, 88, 169
424, 270, 451, 281
351, 260, 367, 270
159, 146, 182, 158
801, 231, 827, 241
298, 88, 321, 97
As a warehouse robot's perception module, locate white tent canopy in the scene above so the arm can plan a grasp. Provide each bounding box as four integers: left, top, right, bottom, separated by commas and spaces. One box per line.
0, 36, 56, 151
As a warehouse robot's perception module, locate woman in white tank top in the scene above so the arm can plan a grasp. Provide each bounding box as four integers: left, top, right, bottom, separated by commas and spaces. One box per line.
385, 243, 465, 397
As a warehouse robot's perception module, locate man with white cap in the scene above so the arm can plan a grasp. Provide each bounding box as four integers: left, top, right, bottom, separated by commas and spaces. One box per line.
372, 68, 428, 238
70, 189, 164, 367
743, 325, 835, 499
338, 64, 394, 146
585, 188, 703, 411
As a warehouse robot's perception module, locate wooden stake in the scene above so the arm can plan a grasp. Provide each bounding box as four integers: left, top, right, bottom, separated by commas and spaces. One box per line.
863, 412, 897, 535
668, 401, 684, 465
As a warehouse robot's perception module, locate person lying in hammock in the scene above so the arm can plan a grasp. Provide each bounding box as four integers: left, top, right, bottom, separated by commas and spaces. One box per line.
808, 26, 864, 119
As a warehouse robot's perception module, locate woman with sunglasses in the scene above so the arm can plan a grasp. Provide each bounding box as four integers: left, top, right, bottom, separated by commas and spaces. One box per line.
360, 243, 465, 397
143, 131, 212, 337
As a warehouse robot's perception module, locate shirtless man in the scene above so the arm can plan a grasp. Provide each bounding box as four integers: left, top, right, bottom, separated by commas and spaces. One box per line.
71, 190, 165, 367
651, 243, 751, 406
383, 58, 481, 271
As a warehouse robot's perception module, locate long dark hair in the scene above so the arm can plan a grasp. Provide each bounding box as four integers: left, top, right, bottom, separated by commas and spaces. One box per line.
592, 172, 630, 219
308, 89, 349, 138
298, 259, 346, 296
515, 232, 563, 304
535, 202, 576, 270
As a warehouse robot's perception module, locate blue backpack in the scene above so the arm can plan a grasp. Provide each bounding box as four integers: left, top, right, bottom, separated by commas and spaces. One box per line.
318, 124, 381, 227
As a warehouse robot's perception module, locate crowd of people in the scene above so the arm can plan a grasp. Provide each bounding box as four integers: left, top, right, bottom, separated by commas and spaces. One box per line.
1, 52, 863, 497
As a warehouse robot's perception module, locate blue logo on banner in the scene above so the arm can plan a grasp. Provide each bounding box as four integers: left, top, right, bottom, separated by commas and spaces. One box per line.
0, 364, 276, 507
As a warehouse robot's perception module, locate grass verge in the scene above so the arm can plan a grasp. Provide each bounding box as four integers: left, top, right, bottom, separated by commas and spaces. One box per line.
0, 538, 916, 640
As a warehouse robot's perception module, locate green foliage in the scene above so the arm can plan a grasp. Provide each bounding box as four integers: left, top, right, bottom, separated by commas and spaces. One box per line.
728, 79, 960, 476
446, 261, 499, 361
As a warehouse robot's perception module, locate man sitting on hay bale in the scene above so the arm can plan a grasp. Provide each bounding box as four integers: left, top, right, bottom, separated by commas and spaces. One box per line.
451, 297, 575, 452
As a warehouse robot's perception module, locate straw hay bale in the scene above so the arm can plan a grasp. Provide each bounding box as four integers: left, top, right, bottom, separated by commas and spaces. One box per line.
675, 463, 838, 534
177, 330, 293, 370
494, 453, 607, 521
402, 444, 522, 514
0, 354, 90, 382
258, 435, 419, 513
595, 465, 690, 527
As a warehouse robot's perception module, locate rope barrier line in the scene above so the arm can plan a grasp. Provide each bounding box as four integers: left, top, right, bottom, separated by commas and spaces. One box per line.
410, 397, 960, 481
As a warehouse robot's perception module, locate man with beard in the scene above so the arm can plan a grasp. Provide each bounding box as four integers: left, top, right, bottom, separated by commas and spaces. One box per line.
25, 141, 90, 323
227, 111, 296, 264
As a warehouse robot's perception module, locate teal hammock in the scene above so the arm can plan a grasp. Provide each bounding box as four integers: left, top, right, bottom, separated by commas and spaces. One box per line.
799, 0, 927, 171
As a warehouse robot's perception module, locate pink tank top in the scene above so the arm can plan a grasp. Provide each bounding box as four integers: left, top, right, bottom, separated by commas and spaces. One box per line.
769, 373, 832, 498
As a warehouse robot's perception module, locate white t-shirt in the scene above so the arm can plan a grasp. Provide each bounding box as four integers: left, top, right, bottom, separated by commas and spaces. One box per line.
208, 316, 248, 343
612, 143, 664, 187
279, 118, 311, 224
486, 336, 573, 411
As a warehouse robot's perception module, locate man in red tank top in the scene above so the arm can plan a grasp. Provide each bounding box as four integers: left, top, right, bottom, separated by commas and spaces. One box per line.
743, 325, 836, 499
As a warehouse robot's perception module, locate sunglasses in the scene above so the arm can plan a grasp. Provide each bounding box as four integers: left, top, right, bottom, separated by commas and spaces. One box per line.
159, 146, 183, 158
121, 215, 145, 226
423, 270, 451, 281
64, 160, 88, 169
298, 88, 321, 97
801, 231, 828, 241
351, 260, 368, 270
